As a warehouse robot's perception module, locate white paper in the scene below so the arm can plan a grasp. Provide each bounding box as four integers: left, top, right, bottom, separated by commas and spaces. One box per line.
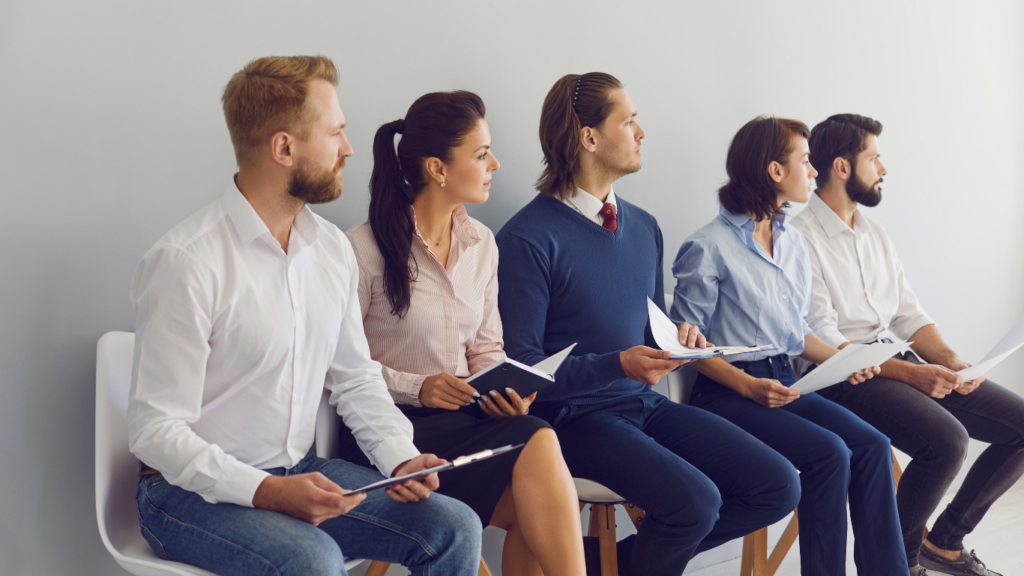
957, 313, 1024, 380
794, 341, 910, 394
647, 298, 774, 359
532, 343, 577, 375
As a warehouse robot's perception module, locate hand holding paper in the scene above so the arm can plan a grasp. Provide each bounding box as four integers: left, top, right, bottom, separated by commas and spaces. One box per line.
794, 341, 910, 394
647, 298, 777, 359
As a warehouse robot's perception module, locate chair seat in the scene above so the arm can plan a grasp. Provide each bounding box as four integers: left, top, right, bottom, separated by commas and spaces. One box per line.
574, 478, 627, 504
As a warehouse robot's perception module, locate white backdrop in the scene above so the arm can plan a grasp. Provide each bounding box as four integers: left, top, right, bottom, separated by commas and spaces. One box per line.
1, 1, 1022, 574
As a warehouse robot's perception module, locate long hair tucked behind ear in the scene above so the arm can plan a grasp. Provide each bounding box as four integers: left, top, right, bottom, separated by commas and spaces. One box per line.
368, 91, 485, 317
536, 72, 623, 200
718, 116, 810, 222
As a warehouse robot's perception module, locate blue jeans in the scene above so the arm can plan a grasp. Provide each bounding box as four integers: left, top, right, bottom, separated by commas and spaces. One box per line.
532, 390, 800, 576
691, 355, 908, 576
136, 453, 482, 576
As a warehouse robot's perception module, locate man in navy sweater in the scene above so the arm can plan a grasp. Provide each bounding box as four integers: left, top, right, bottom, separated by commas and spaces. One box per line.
496, 73, 801, 575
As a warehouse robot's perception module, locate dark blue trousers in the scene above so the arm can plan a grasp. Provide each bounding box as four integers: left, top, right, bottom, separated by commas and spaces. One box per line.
691, 355, 908, 576
532, 390, 800, 576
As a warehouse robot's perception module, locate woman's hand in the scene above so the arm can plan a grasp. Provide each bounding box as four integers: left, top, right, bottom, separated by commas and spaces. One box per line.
418, 373, 478, 410
741, 377, 800, 408
478, 387, 538, 420
677, 322, 710, 349
847, 366, 881, 385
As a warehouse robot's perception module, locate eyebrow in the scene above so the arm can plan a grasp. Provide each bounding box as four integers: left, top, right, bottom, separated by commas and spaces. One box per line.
474, 144, 491, 152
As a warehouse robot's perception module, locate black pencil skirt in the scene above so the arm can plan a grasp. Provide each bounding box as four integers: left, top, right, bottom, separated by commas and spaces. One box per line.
336, 405, 550, 527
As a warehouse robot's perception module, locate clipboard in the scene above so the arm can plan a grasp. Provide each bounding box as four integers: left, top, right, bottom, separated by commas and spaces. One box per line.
349, 444, 525, 493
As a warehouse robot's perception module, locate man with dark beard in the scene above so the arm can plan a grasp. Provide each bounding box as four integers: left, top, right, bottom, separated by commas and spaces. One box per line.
791, 114, 1024, 576
127, 55, 481, 576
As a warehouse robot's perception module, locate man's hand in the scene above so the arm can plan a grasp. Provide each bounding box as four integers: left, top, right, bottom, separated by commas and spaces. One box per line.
419, 373, 478, 410
945, 359, 984, 395
907, 364, 965, 398
621, 346, 689, 386
740, 377, 800, 408
386, 454, 444, 503
252, 473, 366, 526
479, 388, 537, 419
847, 367, 881, 385
677, 322, 709, 349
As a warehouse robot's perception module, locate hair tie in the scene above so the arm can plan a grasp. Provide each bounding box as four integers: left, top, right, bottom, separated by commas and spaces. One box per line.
395, 119, 405, 134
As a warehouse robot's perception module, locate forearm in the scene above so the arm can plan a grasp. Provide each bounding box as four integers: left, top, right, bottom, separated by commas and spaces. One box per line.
798, 333, 840, 365
876, 356, 920, 383
694, 357, 755, 395
907, 324, 958, 367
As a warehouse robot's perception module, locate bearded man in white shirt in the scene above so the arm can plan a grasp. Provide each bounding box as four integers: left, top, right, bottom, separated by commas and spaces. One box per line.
126, 55, 481, 576
791, 113, 1024, 576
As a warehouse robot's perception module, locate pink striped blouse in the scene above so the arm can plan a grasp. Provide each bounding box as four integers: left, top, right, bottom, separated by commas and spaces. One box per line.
346, 206, 505, 407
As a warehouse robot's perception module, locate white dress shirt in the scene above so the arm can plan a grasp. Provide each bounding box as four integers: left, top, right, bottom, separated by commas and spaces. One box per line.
790, 192, 935, 348
562, 187, 617, 227
128, 180, 419, 507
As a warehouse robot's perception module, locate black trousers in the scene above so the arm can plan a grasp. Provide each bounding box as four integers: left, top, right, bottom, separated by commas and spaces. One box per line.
818, 352, 1024, 566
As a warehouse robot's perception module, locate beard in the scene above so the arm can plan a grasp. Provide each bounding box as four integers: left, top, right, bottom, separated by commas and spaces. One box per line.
846, 164, 882, 207
287, 156, 345, 204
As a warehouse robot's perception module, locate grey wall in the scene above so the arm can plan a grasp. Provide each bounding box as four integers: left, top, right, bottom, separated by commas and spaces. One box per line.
1, 1, 1022, 574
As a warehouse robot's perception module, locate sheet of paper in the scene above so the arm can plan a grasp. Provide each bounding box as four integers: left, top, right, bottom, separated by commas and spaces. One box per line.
531, 343, 578, 375
956, 313, 1024, 380
794, 341, 910, 394
957, 342, 1024, 381
647, 298, 773, 359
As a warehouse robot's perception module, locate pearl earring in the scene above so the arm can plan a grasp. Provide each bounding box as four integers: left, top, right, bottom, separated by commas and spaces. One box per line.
441, 182, 446, 187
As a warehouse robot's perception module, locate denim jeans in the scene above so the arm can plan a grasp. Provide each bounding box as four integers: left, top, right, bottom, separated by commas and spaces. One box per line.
691, 355, 908, 576
818, 352, 1024, 566
532, 390, 800, 576
136, 453, 482, 576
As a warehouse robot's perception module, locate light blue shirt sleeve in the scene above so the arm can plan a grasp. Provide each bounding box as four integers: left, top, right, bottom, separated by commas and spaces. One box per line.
669, 236, 720, 336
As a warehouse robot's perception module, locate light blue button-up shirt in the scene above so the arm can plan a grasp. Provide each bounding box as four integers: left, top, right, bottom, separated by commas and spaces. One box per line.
670, 206, 813, 362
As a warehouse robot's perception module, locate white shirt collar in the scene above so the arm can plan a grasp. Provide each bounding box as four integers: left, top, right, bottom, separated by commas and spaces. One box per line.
563, 187, 617, 225
807, 192, 872, 239
223, 177, 320, 249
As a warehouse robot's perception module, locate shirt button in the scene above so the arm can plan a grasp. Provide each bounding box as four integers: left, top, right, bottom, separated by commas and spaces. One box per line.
296, 351, 304, 360
292, 396, 300, 405
782, 294, 788, 299
785, 319, 790, 325
777, 269, 782, 274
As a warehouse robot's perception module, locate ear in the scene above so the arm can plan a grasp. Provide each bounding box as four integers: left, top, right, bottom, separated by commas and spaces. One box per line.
832, 157, 850, 182
424, 157, 448, 185
270, 131, 296, 168
580, 126, 598, 154
767, 160, 785, 183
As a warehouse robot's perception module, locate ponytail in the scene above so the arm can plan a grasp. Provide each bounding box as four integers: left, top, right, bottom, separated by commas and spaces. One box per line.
367, 92, 486, 318
536, 72, 623, 199
369, 118, 417, 317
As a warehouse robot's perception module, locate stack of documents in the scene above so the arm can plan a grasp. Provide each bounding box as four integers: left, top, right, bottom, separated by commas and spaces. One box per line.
647, 298, 777, 360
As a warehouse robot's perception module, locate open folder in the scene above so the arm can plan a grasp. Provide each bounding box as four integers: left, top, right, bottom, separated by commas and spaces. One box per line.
794, 341, 911, 394
463, 343, 577, 399
647, 298, 777, 359
957, 313, 1024, 381
350, 444, 524, 493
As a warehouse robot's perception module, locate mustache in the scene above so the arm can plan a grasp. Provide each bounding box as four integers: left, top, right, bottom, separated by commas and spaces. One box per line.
335, 157, 346, 172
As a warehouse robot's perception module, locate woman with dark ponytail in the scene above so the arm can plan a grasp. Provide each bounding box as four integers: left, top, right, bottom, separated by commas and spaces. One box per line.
339, 91, 586, 576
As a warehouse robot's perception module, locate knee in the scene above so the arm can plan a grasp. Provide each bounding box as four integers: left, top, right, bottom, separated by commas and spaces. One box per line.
278, 531, 345, 576
664, 474, 722, 535
924, 421, 969, 466
434, 497, 483, 556
808, 434, 853, 479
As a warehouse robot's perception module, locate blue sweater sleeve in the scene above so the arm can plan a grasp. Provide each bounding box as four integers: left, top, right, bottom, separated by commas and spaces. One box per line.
497, 232, 628, 396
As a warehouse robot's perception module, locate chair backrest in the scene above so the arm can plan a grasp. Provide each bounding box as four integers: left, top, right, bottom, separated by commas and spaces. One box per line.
94, 331, 141, 558
315, 389, 340, 459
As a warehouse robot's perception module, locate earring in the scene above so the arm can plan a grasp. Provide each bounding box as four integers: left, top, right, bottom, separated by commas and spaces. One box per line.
441, 182, 446, 187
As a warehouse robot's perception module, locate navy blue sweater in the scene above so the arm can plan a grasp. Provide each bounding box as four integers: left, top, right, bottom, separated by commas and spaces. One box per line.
496, 194, 665, 407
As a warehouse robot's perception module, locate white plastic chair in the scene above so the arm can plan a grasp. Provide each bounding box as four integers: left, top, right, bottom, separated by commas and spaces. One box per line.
95, 331, 368, 575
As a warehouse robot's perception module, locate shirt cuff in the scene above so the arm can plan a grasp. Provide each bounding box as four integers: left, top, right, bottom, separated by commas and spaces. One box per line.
387, 374, 426, 408
214, 458, 272, 507
368, 436, 421, 478
892, 315, 936, 343
814, 326, 849, 349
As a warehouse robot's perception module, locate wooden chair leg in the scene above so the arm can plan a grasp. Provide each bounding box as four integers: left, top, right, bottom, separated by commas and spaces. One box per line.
364, 560, 390, 576
750, 527, 768, 576
740, 533, 754, 576
767, 509, 799, 576
892, 449, 904, 488
624, 502, 646, 532
593, 504, 619, 576
478, 556, 493, 576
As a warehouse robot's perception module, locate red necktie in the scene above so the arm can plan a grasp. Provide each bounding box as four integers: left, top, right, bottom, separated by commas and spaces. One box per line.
599, 202, 617, 232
